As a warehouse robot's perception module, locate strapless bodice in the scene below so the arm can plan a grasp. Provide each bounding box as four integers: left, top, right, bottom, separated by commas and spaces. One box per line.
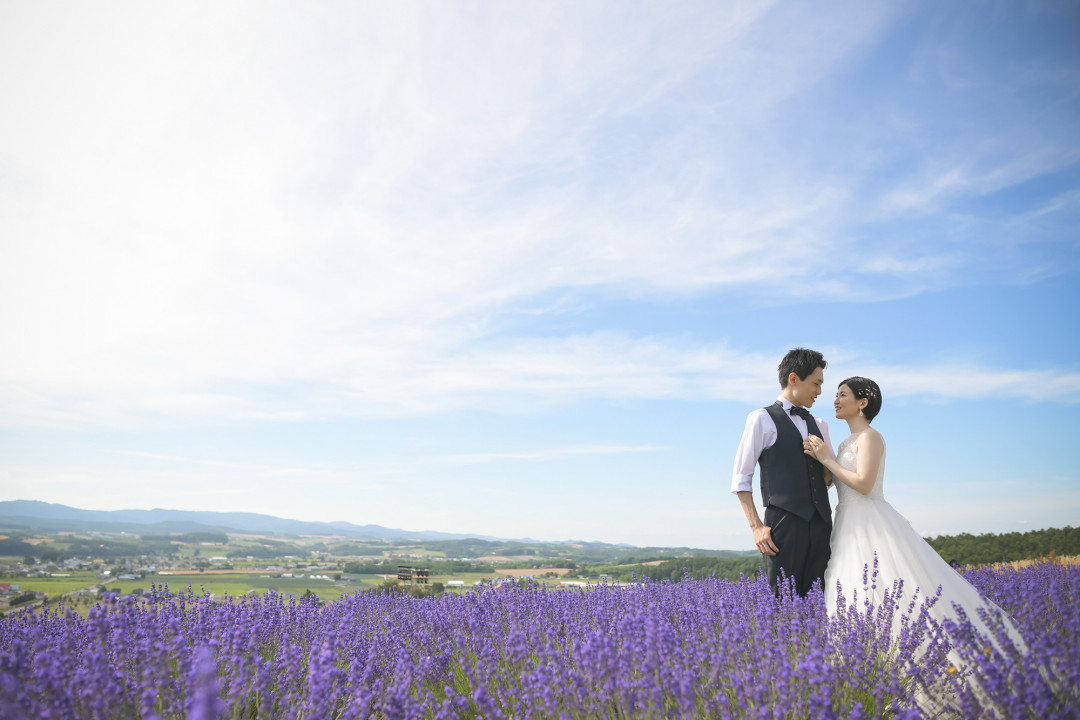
835, 433, 886, 504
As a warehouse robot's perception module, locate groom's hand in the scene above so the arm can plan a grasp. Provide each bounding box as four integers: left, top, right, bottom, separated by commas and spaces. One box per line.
753, 524, 779, 556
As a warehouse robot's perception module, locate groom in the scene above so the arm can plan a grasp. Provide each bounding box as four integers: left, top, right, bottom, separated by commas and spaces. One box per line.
732, 347, 834, 597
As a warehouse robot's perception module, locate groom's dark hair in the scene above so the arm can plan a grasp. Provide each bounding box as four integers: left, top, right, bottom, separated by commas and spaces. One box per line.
778, 348, 827, 388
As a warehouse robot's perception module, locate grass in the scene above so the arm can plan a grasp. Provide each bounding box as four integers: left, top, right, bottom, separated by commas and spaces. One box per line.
4, 562, 573, 620
122, 573, 364, 602
7, 568, 512, 606
5, 571, 102, 595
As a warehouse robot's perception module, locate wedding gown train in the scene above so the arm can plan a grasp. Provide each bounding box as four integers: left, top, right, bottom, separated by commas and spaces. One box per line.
824, 434, 1021, 646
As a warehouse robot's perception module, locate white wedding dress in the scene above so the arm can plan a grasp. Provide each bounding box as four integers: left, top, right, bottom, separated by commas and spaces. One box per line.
824, 433, 1018, 644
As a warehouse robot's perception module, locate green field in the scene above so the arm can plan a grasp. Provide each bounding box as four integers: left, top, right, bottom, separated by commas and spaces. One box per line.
111, 572, 503, 601
6, 572, 358, 603
5, 569, 513, 608
121, 573, 367, 602
6, 571, 102, 596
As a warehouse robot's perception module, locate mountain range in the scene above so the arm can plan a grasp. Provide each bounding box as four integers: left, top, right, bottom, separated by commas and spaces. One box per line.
0, 499, 507, 542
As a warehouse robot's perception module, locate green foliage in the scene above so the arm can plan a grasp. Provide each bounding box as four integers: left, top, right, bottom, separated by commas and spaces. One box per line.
141, 532, 228, 544
428, 559, 500, 574
927, 525, 1080, 566
34, 545, 69, 563
344, 558, 508, 576
580, 555, 766, 583
343, 561, 392, 574
0, 539, 39, 556
9, 591, 37, 606
417, 538, 754, 564
573, 526, 1080, 583
227, 543, 305, 559
326, 541, 389, 555
63, 537, 176, 559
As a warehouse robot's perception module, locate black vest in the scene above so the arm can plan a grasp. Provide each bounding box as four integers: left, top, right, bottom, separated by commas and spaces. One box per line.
759, 402, 832, 522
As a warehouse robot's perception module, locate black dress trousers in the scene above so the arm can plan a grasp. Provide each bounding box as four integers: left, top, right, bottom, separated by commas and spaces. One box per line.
763, 505, 832, 597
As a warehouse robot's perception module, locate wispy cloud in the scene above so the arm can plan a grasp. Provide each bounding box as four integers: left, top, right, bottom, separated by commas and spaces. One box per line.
7, 331, 1073, 430
0, 3, 1076, 432
110, 450, 282, 472
433, 444, 661, 465
863, 365, 1080, 403
110, 450, 389, 488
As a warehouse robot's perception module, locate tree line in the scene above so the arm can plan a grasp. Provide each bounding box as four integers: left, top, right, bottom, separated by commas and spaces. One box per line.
582, 525, 1078, 584
925, 525, 1078, 566
343, 559, 494, 576
578, 555, 765, 584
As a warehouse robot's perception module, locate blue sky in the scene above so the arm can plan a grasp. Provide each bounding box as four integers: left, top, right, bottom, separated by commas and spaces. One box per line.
1, 2, 1078, 549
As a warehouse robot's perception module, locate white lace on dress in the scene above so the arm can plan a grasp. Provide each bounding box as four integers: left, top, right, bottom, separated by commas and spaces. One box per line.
834, 433, 886, 504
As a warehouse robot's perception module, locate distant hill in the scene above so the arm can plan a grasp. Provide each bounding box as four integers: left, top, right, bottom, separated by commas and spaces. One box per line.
0, 499, 502, 542
0, 501, 765, 560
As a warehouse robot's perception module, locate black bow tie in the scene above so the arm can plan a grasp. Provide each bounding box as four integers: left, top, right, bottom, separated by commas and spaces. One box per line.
789, 406, 810, 419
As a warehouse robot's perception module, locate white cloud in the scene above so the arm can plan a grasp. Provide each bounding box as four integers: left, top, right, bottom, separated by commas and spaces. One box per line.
863, 365, 1080, 403
433, 444, 661, 465
5, 320, 1078, 429
1, 3, 1077, 430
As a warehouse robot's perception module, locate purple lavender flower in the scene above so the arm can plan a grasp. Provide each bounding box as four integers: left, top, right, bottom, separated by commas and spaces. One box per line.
0, 564, 1075, 717
186, 645, 225, 720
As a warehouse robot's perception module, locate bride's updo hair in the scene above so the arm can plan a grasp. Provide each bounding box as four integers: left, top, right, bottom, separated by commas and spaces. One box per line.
841, 376, 882, 422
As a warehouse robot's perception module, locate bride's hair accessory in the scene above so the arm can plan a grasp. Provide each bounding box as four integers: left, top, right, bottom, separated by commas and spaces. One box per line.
840, 376, 882, 422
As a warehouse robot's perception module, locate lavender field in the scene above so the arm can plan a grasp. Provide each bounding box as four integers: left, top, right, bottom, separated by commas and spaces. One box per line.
1, 563, 1077, 719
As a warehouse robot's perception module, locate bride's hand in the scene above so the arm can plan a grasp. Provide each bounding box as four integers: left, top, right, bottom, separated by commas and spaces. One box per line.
803, 435, 829, 462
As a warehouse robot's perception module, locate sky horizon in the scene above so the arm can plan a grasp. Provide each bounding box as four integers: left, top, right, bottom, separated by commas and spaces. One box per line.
2, 2, 1078, 550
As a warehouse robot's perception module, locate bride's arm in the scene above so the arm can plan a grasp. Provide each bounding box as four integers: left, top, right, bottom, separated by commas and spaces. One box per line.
805, 432, 883, 496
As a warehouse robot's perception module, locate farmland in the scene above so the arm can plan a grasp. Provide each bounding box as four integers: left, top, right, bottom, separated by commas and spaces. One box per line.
0, 529, 611, 614
2, 524, 1078, 614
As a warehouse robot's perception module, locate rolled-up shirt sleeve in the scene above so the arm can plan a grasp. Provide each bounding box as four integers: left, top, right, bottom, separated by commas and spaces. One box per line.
731, 409, 771, 494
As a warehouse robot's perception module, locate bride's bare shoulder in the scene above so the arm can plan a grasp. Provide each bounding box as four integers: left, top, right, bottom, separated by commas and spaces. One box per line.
858, 428, 885, 450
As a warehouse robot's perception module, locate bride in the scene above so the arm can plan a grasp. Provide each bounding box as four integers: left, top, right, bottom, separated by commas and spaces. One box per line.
801, 377, 1023, 647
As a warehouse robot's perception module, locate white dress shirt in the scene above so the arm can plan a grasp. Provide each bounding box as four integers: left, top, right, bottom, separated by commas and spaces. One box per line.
730, 396, 836, 495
